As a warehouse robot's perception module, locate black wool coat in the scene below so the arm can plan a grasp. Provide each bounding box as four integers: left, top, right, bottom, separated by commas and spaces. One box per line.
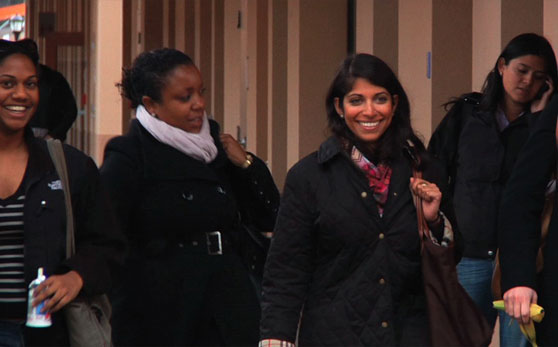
499, 95, 558, 345
260, 136, 456, 346
100, 119, 279, 346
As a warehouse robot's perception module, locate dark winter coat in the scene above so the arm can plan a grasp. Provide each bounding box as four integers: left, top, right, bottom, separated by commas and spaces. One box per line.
101, 119, 279, 346
428, 94, 536, 259
260, 136, 455, 346
21, 130, 125, 346
499, 95, 558, 345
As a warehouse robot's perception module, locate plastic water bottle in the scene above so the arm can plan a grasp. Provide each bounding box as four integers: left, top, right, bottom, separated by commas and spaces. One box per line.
26, 267, 51, 327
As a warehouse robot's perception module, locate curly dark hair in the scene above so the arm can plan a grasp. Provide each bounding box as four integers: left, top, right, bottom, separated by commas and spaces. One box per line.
118, 48, 194, 108
0, 39, 39, 67
480, 33, 558, 112
326, 53, 425, 164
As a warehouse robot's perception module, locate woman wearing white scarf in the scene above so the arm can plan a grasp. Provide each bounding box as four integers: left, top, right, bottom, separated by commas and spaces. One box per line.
100, 48, 280, 347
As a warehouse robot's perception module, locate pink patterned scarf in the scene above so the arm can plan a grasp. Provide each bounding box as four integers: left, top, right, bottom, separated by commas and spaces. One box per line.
351, 146, 392, 216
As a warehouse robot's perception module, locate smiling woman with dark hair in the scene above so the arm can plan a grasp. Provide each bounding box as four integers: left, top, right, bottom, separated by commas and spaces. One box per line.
259, 53, 458, 346
0, 40, 124, 346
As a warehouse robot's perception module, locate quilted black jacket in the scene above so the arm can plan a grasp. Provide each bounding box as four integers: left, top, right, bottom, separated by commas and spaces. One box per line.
260, 136, 455, 346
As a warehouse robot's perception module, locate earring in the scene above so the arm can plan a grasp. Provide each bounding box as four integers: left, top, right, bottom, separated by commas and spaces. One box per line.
339, 113, 344, 118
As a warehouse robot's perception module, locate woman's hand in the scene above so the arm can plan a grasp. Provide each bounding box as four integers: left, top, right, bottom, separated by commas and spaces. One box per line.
531, 77, 554, 113
220, 133, 249, 167
410, 177, 442, 222
503, 286, 538, 324
33, 270, 83, 313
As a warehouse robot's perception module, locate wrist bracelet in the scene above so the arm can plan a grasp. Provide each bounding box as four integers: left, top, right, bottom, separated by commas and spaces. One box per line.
427, 211, 443, 225
241, 154, 253, 169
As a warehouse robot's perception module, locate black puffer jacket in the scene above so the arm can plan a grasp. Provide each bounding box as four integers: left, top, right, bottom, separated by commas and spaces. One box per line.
260, 137, 455, 346
428, 94, 536, 259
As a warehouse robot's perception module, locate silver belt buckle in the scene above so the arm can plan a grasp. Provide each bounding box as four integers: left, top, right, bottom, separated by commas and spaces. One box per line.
206, 231, 222, 255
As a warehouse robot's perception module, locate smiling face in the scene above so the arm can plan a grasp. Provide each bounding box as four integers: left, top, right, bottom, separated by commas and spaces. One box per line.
334, 78, 398, 144
0, 53, 38, 136
498, 54, 547, 109
143, 64, 206, 134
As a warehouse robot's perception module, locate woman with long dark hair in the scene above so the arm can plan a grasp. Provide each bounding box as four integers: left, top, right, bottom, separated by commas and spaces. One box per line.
259, 53, 456, 346
428, 32, 558, 345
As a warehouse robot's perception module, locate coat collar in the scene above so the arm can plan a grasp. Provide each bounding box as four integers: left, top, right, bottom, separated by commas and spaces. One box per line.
24, 128, 56, 191
129, 119, 229, 181
317, 136, 346, 164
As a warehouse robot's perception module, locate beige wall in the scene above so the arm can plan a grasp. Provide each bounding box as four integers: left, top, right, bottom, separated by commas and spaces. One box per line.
544, 0, 558, 48
472, 0, 501, 92
432, 0, 472, 130
26, 0, 558, 186
297, 0, 347, 160
355, 0, 373, 54
399, 0, 432, 142
92, 0, 123, 163
374, 0, 398, 73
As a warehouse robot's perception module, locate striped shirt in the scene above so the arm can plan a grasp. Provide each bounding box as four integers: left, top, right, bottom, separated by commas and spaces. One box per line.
0, 189, 26, 320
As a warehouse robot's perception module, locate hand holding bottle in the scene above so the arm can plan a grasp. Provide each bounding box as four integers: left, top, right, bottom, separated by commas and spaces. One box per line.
32, 270, 83, 313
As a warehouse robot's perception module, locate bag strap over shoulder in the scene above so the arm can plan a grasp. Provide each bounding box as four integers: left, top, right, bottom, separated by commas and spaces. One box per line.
46, 139, 75, 258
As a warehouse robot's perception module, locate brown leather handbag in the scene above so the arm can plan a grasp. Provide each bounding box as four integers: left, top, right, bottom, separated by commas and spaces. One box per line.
413, 168, 493, 346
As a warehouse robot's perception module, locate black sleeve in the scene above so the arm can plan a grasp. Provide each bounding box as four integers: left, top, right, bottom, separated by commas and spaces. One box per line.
60, 151, 127, 295
423, 155, 463, 261
428, 102, 465, 190
47, 72, 78, 141
499, 95, 558, 293
229, 153, 280, 231
99, 137, 142, 239
260, 161, 317, 342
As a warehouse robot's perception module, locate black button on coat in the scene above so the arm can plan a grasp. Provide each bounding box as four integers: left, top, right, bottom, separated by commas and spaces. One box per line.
101, 119, 279, 346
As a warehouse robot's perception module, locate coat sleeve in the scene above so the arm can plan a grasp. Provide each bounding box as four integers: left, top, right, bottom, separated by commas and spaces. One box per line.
229, 153, 280, 231
99, 137, 142, 239
60, 150, 126, 295
499, 95, 558, 293
260, 160, 317, 342
427, 101, 465, 190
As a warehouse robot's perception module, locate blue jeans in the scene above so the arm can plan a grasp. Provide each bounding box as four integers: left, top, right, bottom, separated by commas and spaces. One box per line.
0, 321, 24, 347
457, 257, 527, 347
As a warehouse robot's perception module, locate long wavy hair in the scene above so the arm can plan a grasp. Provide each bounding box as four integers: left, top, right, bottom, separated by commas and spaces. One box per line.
480, 33, 558, 112
326, 53, 425, 164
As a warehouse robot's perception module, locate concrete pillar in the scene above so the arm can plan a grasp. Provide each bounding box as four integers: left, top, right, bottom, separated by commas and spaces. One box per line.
269, 0, 288, 188
543, 0, 558, 51
432, 0, 472, 129
289, 0, 347, 166
501, 0, 543, 47
355, 0, 373, 54
472, 0, 501, 92
223, 0, 242, 136
399, 0, 432, 142
373, 0, 398, 73
91, 0, 123, 163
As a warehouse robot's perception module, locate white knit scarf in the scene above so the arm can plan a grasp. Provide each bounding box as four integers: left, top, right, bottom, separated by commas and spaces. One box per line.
135, 105, 218, 163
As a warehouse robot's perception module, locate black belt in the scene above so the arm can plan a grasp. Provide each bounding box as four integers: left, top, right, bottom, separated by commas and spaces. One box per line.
179, 231, 232, 255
